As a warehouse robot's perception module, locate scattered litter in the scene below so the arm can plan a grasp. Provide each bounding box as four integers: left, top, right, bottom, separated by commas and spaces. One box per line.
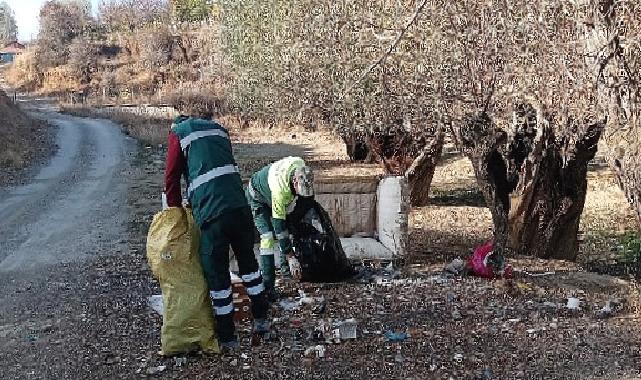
384, 331, 409, 342
338, 319, 358, 339
454, 353, 464, 362
305, 345, 326, 358
481, 367, 494, 379
566, 297, 581, 310
596, 300, 621, 318
148, 295, 164, 315
174, 357, 187, 367
312, 300, 326, 315
519, 270, 556, 277
394, 348, 404, 363
279, 299, 300, 311
331, 328, 341, 344
147, 365, 167, 375
443, 258, 466, 276
230, 359, 238, 366
467, 241, 513, 279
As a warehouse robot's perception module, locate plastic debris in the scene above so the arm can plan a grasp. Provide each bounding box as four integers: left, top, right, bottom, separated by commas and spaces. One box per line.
304, 345, 325, 358
566, 297, 581, 310
384, 331, 408, 342
174, 357, 187, 367
312, 300, 327, 315
148, 295, 163, 315
147, 365, 167, 375
338, 319, 358, 339
443, 258, 466, 276
279, 299, 300, 311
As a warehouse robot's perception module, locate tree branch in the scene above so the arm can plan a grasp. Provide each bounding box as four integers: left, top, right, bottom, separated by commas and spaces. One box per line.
343, 0, 430, 94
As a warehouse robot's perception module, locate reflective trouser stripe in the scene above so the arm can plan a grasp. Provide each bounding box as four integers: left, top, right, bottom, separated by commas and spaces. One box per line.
241, 271, 261, 282
246, 283, 265, 296
210, 288, 232, 299
188, 164, 239, 196
259, 248, 275, 256
214, 303, 234, 315
180, 129, 229, 152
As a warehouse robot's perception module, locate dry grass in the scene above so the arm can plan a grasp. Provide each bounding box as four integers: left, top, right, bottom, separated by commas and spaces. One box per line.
0, 90, 50, 172
61, 104, 638, 267
410, 156, 640, 265
61, 106, 172, 145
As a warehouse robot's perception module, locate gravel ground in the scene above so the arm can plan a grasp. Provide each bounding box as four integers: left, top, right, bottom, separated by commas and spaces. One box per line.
2, 114, 641, 379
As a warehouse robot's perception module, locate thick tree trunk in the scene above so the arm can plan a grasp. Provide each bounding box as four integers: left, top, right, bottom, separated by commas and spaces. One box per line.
456, 107, 603, 260
405, 128, 444, 207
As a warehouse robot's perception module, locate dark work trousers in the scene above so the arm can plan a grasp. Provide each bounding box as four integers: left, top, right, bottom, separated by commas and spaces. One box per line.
199, 206, 269, 343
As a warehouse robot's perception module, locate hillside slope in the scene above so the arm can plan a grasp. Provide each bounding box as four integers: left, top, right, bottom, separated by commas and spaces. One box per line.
0, 90, 52, 184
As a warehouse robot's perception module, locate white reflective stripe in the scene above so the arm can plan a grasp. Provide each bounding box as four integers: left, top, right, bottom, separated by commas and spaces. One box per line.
210, 288, 232, 299
180, 129, 229, 152
188, 164, 239, 195
214, 303, 234, 315
241, 271, 261, 282
260, 232, 274, 240
246, 283, 265, 296
249, 182, 268, 204
275, 231, 289, 240
259, 248, 274, 256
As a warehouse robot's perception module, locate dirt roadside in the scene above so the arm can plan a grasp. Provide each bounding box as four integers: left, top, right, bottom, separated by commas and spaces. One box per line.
2, 104, 641, 379
0, 90, 57, 187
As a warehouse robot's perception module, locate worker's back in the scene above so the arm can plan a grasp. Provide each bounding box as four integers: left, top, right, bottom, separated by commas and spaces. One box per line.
171, 118, 246, 225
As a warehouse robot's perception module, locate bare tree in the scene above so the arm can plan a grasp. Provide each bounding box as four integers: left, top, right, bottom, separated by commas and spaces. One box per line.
98, 0, 169, 33
582, 0, 641, 225
0, 1, 17, 44
36, 0, 94, 68
68, 37, 99, 84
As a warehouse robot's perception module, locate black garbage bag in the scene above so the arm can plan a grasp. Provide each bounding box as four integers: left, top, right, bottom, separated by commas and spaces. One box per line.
287, 198, 353, 282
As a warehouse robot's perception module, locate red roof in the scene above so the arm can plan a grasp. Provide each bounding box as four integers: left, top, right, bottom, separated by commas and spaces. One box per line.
4, 41, 25, 49
0, 41, 25, 55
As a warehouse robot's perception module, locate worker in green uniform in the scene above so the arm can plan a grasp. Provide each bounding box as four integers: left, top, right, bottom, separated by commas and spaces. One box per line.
165, 106, 270, 350
246, 156, 314, 300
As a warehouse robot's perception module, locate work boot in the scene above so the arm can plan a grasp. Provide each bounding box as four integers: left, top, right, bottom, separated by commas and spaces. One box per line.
279, 260, 292, 278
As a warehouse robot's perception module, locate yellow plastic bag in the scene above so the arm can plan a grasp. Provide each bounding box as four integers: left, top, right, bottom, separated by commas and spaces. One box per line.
146, 207, 219, 355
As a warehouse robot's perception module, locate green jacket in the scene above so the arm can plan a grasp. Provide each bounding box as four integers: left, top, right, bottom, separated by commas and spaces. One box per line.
171, 117, 247, 225
249, 156, 306, 251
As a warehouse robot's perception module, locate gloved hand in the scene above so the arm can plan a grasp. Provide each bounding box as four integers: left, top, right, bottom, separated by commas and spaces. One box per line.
288, 256, 302, 280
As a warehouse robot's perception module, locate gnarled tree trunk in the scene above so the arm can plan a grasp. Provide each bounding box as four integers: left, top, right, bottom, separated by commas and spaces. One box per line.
456, 107, 603, 260
405, 128, 445, 207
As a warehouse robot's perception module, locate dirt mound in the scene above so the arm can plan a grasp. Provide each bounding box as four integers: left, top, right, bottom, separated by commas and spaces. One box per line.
0, 90, 49, 171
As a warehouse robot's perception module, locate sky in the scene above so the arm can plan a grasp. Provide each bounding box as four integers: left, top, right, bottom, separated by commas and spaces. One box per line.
5, 0, 100, 42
